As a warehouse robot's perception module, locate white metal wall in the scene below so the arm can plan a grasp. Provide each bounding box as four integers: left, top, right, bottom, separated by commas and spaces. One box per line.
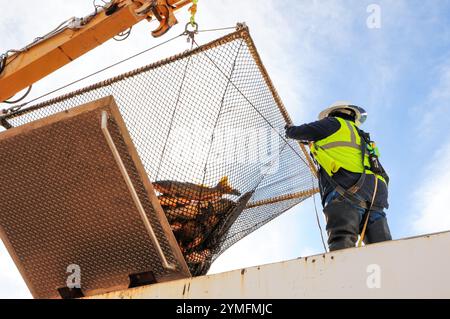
89, 231, 450, 299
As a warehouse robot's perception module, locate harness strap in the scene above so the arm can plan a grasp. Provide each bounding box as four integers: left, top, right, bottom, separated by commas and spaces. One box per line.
317, 120, 367, 195
318, 120, 383, 211
321, 171, 383, 211
347, 131, 367, 194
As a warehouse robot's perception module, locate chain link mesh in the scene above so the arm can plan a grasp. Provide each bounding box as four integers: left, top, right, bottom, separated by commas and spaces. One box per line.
3, 26, 318, 276
0, 102, 191, 298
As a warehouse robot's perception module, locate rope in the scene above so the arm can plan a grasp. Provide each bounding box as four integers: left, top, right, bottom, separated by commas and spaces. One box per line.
357, 176, 378, 247
246, 189, 319, 208
312, 178, 328, 253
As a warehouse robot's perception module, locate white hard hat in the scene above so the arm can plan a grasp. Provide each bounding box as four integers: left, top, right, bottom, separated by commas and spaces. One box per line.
319, 101, 367, 126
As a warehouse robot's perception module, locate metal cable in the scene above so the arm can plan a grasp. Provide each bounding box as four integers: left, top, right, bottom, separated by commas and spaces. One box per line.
5, 32, 186, 113
1, 25, 237, 110
0, 54, 7, 75
197, 26, 237, 33
192, 38, 309, 168
198, 39, 244, 203
155, 39, 195, 180
113, 27, 133, 41
2, 86, 33, 105
192, 38, 327, 253
0, 0, 105, 77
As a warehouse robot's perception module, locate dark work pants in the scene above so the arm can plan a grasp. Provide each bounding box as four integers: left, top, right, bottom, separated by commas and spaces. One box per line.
323, 191, 392, 251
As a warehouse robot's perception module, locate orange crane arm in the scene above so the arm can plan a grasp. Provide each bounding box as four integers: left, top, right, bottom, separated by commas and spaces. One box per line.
0, 0, 192, 103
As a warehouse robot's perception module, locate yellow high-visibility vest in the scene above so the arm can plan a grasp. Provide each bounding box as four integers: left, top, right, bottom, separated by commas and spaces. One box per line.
310, 117, 386, 183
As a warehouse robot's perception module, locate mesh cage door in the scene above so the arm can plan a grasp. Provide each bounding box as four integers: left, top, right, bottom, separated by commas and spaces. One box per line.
2, 26, 319, 277
0, 96, 190, 299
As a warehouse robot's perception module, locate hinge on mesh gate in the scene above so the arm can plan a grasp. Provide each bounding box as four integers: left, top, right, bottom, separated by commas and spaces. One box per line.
57, 287, 85, 299
0, 117, 13, 129
100, 111, 177, 271
128, 271, 157, 288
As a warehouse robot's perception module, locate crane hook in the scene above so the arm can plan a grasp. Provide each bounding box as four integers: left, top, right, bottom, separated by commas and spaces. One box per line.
134, 0, 179, 38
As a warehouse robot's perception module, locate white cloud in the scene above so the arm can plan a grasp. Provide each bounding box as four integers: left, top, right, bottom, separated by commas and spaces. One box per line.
418, 64, 450, 139
411, 139, 450, 234
208, 221, 295, 274
410, 56, 450, 235
0, 241, 31, 299
209, 203, 323, 274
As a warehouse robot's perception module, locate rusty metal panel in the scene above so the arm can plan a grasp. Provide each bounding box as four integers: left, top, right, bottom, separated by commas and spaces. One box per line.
0, 96, 190, 299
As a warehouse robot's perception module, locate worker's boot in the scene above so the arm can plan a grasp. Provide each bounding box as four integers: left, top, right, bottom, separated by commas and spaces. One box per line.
324, 198, 361, 251
364, 217, 392, 244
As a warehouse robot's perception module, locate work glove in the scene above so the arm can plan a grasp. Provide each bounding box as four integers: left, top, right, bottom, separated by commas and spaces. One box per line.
284, 124, 293, 139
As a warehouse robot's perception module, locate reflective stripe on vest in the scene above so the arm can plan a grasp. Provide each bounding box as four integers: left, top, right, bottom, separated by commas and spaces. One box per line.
320, 119, 359, 150
310, 117, 386, 183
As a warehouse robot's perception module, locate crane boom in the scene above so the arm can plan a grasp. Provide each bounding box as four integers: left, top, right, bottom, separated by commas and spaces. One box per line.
0, 0, 192, 103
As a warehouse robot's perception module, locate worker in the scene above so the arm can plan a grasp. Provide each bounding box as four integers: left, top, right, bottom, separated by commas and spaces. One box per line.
285, 102, 392, 251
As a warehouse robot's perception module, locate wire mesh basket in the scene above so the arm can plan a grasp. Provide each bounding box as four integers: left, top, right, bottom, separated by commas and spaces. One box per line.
1, 25, 318, 276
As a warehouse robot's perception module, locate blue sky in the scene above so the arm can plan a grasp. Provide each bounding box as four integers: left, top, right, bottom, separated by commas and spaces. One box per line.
1, 0, 450, 298
213, 0, 450, 272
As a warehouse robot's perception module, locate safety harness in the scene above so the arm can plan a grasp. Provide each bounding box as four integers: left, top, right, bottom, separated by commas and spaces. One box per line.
312, 120, 388, 212
318, 132, 383, 210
